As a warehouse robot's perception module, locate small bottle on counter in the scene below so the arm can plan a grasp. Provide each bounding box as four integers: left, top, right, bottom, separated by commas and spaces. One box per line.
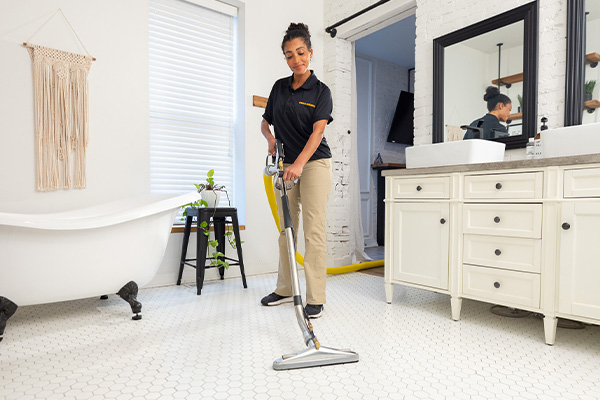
534, 117, 548, 159
526, 138, 535, 159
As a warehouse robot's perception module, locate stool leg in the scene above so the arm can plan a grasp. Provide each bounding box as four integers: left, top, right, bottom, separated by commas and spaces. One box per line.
231, 213, 247, 289
196, 210, 210, 295
177, 215, 193, 285
214, 216, 226, 280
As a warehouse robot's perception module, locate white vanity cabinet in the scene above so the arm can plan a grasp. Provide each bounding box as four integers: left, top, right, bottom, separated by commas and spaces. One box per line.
384, 175, 452, 303
558, 167, 600, 322
383, 156, 600, 345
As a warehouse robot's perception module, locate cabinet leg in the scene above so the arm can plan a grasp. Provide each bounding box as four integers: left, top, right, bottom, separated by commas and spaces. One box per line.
543, 316, 557, 345
451, 297, 462, 321
385, 283, 394, 304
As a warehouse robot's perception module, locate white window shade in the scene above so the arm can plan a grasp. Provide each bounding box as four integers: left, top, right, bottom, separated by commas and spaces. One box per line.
149, 0, 236, 212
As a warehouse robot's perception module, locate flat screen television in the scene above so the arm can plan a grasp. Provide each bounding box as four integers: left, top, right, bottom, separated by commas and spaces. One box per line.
386, 90, 414, 145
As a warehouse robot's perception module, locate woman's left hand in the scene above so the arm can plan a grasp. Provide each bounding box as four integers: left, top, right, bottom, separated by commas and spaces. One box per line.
283, 162, 303, 182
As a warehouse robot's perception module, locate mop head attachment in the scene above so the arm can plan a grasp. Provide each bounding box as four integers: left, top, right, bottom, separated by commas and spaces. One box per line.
273, 345, 359, 370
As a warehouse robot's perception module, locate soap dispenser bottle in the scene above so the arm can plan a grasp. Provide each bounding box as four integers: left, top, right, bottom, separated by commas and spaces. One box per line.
534, 117, 548, 159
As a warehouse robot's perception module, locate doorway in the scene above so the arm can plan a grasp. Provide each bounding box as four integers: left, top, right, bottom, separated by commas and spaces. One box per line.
355, 14, 416, 248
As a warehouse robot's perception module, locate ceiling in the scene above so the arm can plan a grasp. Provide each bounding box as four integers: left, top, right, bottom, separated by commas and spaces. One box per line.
354, 14, 416, 68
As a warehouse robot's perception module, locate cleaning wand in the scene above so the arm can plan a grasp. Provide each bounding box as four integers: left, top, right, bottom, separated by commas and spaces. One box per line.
264, 140, 359, 370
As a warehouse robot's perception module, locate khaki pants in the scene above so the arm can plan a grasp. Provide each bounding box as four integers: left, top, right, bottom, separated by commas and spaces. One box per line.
274, 158, 332, 305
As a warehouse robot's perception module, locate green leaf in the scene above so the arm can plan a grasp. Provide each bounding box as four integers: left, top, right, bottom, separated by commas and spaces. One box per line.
208, 240, 219, 247
207, 169, 214, 178
200, 221, 208, 228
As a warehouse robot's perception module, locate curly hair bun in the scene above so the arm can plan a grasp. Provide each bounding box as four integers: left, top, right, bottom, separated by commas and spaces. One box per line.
286, 22, 310, 36
483, 86, 501, 101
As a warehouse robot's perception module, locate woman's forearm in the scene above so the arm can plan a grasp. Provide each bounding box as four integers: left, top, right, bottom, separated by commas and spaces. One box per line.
261, 119, 276, 155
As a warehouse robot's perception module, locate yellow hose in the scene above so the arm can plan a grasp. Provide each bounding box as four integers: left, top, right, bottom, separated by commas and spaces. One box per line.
263, 174, 383, 274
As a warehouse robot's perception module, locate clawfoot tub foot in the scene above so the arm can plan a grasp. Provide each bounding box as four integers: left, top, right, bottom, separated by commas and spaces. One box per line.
0, 297, 18, 342
117, 281, 142, 321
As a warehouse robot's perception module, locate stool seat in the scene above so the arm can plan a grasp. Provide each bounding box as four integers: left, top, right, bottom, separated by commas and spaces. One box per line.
177, 207, 247, 295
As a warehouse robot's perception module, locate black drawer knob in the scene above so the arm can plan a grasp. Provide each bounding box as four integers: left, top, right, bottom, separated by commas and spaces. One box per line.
416, 185, 422, 191
562, 222, 571, 230
440, 218, 446, 224
494, 282, 500, 289
495, 249, 501, 256
495, 183, 502, 190
494, 216, 501, 223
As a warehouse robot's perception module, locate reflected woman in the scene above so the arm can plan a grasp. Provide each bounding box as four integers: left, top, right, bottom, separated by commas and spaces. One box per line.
464, 86, 512, 139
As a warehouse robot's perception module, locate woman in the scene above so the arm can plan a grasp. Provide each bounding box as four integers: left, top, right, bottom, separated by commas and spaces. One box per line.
464, 86, 512, 139
260, 23, 333, 319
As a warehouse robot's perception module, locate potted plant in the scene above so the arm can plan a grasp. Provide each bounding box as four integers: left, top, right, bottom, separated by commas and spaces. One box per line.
195, 169, 225, 208
181, 170, 239, 269
517, 94, 523, 113
584, 80, 596, 102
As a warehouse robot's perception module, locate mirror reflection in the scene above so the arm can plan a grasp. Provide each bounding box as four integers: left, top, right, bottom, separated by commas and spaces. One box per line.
444, 21, 524, 142
584, 1, 600, 123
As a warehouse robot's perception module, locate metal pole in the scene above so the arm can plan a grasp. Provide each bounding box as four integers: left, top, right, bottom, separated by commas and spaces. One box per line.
497, 43, 503, 89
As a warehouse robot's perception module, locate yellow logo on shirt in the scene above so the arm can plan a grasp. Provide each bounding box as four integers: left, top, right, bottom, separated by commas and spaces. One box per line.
299, 101, 316, 108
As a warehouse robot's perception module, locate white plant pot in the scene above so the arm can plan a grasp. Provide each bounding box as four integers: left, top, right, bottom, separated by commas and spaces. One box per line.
201, 189, 221, 208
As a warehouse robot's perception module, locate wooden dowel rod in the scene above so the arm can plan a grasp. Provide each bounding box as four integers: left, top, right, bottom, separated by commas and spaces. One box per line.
22, 41, 96, 61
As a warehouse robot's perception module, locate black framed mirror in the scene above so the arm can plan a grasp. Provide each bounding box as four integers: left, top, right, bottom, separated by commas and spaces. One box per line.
432, 2, 538, 149
565, 0, 600, 126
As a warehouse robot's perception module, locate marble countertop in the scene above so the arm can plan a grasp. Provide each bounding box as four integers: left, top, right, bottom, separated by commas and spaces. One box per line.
382, 154, 600, 177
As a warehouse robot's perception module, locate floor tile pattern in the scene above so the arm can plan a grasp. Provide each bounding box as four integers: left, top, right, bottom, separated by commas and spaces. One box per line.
1, 271, 599, 399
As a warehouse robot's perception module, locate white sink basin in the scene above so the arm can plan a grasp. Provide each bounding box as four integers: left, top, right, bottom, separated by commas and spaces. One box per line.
542, 122, 600, 158
405, 140, 506, 169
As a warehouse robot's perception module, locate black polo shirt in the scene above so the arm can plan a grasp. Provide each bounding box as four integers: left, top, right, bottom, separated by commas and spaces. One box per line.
262, 71, 333, 164
464, 113, 508, 139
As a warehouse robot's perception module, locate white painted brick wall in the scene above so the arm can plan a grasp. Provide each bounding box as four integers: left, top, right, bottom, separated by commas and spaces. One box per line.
324, 0, 567, 265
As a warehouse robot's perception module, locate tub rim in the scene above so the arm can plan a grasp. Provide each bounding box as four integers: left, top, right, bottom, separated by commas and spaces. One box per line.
0, 192, 200, 230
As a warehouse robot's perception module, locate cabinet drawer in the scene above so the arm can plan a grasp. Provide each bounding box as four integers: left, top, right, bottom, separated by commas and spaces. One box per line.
564, 168, 600, 198
463, 204, 542, 238
462, 264, 540, 308
391, 176, 450, 199
463, 235, 541, 273
464, 172, 542, 199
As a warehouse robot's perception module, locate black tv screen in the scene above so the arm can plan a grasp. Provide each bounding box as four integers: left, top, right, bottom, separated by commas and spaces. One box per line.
387, 90, 414, 145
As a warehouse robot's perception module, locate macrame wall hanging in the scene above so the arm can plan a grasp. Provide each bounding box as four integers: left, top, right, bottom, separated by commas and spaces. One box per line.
23, 9, 95, 191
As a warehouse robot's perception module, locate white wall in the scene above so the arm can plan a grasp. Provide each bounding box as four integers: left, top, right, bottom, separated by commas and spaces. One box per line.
444, 43, 487, 129
0, 1, 150, 211
0, 0, 326, 288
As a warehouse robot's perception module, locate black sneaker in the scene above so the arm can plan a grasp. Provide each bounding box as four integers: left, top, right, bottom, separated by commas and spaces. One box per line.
261, 292, 293, 306
305, 304, 324, 319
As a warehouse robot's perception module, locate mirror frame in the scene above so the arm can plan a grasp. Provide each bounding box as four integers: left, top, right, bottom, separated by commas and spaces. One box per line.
432, 1, 538, 149
564, 0, 586, 126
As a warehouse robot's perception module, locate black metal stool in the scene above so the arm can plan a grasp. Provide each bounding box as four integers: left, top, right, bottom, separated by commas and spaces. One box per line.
177, 207, 247, 295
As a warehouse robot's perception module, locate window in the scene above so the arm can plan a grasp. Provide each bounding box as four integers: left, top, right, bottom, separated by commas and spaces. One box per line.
149, 0, 238, 217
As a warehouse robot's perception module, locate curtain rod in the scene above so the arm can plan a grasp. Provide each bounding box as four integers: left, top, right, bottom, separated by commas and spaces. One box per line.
325, 0, 391, 38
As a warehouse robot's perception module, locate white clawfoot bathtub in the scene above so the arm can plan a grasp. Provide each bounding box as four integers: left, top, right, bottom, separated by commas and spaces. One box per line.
0, 192, 198, 338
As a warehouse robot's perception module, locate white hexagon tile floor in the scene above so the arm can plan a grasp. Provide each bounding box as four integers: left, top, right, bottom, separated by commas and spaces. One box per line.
1, 271, 600, 400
